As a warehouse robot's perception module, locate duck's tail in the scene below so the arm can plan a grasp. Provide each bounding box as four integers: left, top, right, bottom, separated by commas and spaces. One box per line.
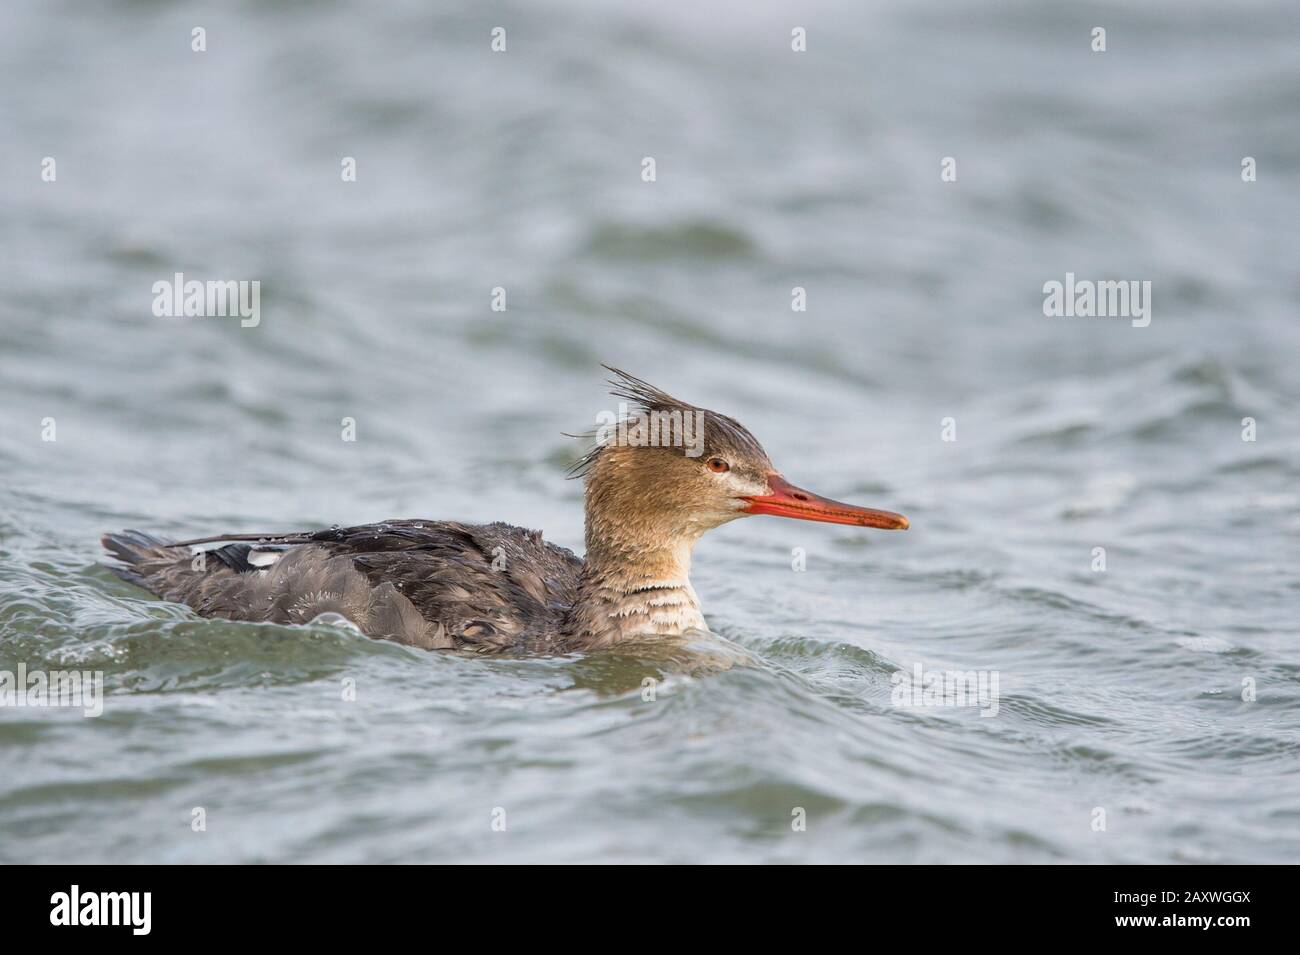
100, 529, 181, 588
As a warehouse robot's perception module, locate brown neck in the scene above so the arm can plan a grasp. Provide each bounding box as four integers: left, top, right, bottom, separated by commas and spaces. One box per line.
563, 523, 707, 649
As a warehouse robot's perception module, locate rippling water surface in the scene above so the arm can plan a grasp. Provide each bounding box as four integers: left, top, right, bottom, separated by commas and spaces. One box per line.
2, 0, 1298, 863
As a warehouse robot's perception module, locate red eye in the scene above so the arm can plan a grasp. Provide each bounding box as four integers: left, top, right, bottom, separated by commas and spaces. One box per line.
706, 457, 730, 473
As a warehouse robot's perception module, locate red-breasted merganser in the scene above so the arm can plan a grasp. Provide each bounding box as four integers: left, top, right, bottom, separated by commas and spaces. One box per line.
102, 369, 908, 654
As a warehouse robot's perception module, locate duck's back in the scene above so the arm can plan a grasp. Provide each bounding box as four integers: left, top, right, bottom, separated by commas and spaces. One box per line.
102, 520, 585, 653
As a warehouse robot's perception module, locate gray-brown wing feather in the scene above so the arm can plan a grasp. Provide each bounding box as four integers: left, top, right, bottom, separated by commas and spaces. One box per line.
101, 521, 584, 653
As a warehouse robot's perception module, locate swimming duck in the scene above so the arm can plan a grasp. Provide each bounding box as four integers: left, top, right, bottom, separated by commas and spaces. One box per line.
102, 369, 908, 653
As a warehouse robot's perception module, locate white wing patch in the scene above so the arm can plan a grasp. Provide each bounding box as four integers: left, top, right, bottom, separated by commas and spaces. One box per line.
247, 548, 284, 568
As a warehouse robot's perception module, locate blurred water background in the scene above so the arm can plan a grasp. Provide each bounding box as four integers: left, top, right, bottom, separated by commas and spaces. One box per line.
1, 0, 1298, 863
